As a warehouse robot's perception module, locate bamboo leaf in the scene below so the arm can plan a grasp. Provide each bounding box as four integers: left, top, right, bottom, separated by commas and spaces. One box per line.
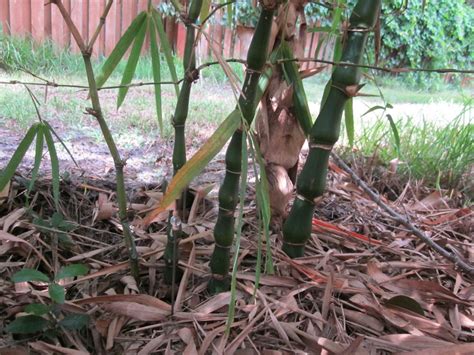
279, 41, 313, 135
43, 126, 60, 211
149, 15, 163, 134
0, 124, 39, 192
143, 110, 241, 225
12, 268, 49, 283
96, 12, 147, 88
117, 18, 148, 109
250, 135, 273, 274
309, 26, 332, 33
361, 105, 386, 117
152, 9, 180, 96
200, 0, 211, 22
387, 114, 401, 157
28, 125, 44, 193
344, 98, 354, 148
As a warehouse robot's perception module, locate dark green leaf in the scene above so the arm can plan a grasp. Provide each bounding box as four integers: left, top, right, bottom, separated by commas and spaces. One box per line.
59, 313, 90, 330
386, 295, 424, 316
43, 126, 60, 210
12, 268, 49, 283
56, 264, 89, 280
0, 124, 39, 191
344, 98, 354, 148
25, 303, 51, 316
96, 12, 147, 88
149, 14, 163, 134
6, 315, 49, 334
49, 283, 65, 304
117, 17, 148, 108
152, 9, 180, 97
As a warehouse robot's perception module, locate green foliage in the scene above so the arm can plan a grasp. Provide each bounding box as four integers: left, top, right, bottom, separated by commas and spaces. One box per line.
380, 0, 473, 87
8, 264, 89, 334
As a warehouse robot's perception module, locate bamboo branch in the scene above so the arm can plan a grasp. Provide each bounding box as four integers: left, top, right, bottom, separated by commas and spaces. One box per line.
49, 0, 86, 53
87, 0, 114, 52
330, 152, 474, 276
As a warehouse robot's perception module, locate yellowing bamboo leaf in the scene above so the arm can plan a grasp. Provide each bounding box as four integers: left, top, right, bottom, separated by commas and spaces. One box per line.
142, 109, 241, 226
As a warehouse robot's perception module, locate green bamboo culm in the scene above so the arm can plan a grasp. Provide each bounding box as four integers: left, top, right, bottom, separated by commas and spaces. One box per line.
165, 0, 203, 284
282, 0, 381, 257
209, 1, 278, 293
172, 0, 203, 174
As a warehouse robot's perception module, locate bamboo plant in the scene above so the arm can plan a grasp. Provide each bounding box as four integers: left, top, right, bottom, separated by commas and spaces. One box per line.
282, 0, 381, 257
209, 0, 280, 293
51, 0, 141, 280
163, 0, 203, 284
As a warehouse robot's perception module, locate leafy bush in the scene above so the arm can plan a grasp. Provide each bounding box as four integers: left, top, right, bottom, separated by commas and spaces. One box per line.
305, 0, 473, 88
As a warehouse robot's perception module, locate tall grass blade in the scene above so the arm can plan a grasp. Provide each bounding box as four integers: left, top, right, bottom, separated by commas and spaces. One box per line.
226, 130, 248, 335
344, 98, 354, 148
96, 12, 147, 88
152, 9, 180, 96
149, 15, 163, 134
249, 133, 273, 274
117, 17, 148, 109
386, 114, 401, 157
28, 124, 44, 192
0, 124, 39, 191
143, 109, 241, 225
43, 125, 60, 210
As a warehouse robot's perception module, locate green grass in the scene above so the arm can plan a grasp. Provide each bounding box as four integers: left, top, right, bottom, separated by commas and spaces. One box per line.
338, 101, 473, 191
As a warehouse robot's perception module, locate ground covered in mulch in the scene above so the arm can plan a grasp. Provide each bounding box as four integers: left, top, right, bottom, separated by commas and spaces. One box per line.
0, 154, 473, 354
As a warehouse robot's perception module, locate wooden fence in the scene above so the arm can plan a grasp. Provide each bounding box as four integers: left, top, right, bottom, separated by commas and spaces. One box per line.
0, 0, 328, 63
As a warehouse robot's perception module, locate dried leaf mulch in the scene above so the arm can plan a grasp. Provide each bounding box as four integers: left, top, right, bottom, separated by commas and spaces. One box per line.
0, 162, 473, 354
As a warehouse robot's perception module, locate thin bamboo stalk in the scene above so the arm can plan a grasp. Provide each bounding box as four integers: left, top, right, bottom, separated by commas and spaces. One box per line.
209, 1, 279, 293
165, 0, 203, 284
51, 0, 140, 280
282, 0, 381, 258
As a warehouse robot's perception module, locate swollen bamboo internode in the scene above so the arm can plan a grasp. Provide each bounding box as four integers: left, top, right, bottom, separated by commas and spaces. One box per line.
209, 1, 279, 293
282, 0, 381, 257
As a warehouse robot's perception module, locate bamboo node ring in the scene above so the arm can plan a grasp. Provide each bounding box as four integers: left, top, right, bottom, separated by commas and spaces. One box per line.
310, 143, 333, 151
296, 194, 315, 205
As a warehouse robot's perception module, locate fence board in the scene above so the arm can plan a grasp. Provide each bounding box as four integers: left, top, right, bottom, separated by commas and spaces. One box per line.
9, 0, 30, 35
31, 0, 45, 42
51, 0, 69, 48
0, 0, 10, 34
1, 0, 327, 63
88, 0, 105, 56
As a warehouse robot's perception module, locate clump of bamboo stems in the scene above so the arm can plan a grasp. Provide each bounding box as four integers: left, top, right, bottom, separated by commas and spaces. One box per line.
51, 0, 140, 281
165, 0, 203, 284
282, 0, 381, 257
209, 1, 279, 293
